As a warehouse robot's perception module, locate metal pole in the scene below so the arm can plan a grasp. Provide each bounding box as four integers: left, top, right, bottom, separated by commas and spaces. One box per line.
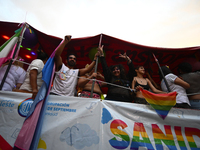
90, 34, 102, 98
0, 23, 27, 90
152, 53, 171, 92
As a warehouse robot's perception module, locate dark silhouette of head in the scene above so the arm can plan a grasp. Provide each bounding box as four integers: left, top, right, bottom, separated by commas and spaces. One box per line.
37, 51, 48, 62
177, 62, 192, 74
159, 66, 172, 80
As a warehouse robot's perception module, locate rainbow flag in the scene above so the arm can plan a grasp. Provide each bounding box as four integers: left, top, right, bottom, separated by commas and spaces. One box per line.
140, 89, 176, 119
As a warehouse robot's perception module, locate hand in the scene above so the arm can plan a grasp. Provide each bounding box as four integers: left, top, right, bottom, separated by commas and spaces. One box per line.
97, 45, 104, 56
91, 72, 97, 78
135, 85, 143, 91
64, 35, 72, 42
97, 72, 104, 79
32, 89, 38, 100
119, 53, 131, 63
94, 51, 100, 59
119, 53, 127, 59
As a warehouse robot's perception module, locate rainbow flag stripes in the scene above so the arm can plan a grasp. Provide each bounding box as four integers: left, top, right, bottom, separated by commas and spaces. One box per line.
185, 127, 200, 150
152, 124, 177, 150
109, 119, 130, 149
140, 89, 177, 119
174, 126, 187, 150
131, 122, 154, 150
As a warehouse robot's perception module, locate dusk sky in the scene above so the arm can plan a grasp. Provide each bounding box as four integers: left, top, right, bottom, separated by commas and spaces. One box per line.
0, 0, 200, 48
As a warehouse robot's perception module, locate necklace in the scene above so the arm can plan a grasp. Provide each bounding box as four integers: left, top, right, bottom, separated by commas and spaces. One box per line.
137, 77, 144, 83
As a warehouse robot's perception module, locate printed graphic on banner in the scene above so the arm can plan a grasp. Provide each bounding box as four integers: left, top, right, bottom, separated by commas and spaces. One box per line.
101, 108, 113, 124
1, 91, 200, 150
37, 138, 47, 149
18, 97, 33, 117
100, 106, 200, 150
0, 99, 15, 108
60, 123, 99, 149
45, 102, 76, 117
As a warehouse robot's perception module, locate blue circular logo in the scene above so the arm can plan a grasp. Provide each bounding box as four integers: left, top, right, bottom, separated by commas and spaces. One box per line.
18, 98, 33, 117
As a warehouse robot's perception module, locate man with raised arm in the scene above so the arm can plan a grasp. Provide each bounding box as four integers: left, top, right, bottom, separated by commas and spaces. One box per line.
50, 35, 99, 96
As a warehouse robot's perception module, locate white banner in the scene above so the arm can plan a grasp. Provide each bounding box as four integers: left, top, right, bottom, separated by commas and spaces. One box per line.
0, 91, 200, 150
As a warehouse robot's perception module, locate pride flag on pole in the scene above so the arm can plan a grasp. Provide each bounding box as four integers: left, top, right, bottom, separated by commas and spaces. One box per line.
140, 88, 177, 119
13, 40, 63, 150
29, 50, 56, 150
0, 25, 26, 67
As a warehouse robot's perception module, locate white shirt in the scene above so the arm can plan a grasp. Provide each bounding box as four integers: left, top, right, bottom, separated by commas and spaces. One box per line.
20, 59, 44, 92
0, 65, 26, 91
51, 63, 79, 96
161, 73, 190, 105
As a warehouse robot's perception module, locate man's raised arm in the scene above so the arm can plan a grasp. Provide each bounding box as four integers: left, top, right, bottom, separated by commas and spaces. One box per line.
54, 35, 71, 71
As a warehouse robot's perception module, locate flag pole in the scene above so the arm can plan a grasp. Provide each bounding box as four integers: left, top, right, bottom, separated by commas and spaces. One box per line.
90, 34, 102, 98
0, 23, 27, 90
152, 53, 171, 92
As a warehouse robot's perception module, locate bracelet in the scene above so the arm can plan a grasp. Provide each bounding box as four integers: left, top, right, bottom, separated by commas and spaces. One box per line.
93, 59, 96, 62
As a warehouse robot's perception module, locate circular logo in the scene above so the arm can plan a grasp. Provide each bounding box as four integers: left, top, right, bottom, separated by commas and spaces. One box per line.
18, 98, 33, 117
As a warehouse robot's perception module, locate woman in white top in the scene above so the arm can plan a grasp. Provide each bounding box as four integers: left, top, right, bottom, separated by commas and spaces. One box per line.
16, 52, 48, 100
159, 66, 191, 108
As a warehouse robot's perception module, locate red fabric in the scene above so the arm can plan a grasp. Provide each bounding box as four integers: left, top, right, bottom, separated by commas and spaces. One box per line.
1, 21, 200, 93
0, 135, 12, 150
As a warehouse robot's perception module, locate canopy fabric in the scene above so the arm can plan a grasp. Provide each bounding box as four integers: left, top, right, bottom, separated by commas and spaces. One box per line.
1, 21, 200, 85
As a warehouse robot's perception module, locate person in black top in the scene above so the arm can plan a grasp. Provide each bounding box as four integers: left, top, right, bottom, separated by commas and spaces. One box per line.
132, 65, 165, 104
97, 45, 135, 102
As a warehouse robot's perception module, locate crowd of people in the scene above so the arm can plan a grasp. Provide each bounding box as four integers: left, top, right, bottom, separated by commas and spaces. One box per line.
0, 35, 200, 110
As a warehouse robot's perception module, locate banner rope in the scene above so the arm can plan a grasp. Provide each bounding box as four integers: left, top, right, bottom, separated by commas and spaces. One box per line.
55, 71, 200, 96
55, 71, 133, 92
10, 59, 200, 96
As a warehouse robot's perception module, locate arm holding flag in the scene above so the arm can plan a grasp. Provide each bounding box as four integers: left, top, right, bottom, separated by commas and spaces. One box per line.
97, 45, 112, 82
133, 79, 166, 96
